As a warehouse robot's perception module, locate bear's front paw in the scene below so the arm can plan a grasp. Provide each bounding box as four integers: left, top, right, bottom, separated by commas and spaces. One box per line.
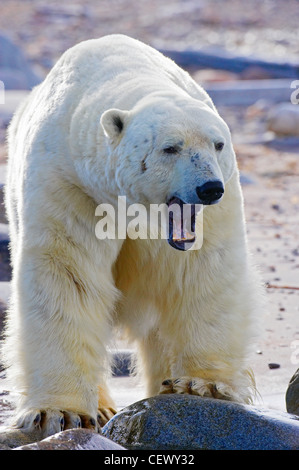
159, 376, 242, 402
16, 408, 101, 438
97, 406, 117, 426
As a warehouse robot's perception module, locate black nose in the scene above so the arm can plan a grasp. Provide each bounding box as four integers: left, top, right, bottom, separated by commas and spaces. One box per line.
196, 181, 224, 205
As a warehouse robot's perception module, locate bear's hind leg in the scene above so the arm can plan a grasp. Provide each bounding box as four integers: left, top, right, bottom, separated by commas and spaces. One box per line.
135, 329, 172, 397
4, 247, 120, 437
97, 384, 117, 426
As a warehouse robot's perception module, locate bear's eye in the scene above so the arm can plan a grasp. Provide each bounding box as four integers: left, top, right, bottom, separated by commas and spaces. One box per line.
163, 146, 180, 155
214, 141, 224, 151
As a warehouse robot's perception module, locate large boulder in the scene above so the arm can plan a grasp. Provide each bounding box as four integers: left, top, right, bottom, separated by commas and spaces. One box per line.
15, 428, 126, 450
103, 394, 299, 450
0, 427, 44, 450
0, 34, 41, 90
286, 369, 299, 417
0, 428, 126, 450
266, 103, 299, 136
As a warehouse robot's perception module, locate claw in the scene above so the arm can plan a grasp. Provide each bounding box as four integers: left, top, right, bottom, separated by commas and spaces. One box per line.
33, 412, 41, 427
60, 416, 65, 431
160, 379, 174, 394
187, 380, 194, 393
76, 417, 82, 428
89, 417, 96, 427
162, 379, 172, 386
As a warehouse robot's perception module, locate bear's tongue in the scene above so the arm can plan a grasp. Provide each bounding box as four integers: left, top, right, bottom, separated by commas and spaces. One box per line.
167, 197, 197, 251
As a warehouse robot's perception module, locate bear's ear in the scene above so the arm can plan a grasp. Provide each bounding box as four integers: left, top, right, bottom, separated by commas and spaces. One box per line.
100, 109, 129, 140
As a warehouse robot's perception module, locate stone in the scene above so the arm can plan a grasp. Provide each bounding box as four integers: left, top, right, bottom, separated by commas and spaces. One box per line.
204, 79, 294, 106
111, 349, 133, 376
239, 173, 255, 186
0, 427, 43, 450
0, 427, 126, 450
102, 395, 299, 450
286, 369, 299, 416
0, 230, 11, 283
268, 362, 280, 369
0, 34, 41, 90
245, 98, 272, 119
15, 428, 126, 450
264, 136, 299, 152
266, 103, 299, 136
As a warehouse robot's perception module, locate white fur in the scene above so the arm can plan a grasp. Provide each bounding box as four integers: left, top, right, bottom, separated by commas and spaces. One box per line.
3, 35, 262, 434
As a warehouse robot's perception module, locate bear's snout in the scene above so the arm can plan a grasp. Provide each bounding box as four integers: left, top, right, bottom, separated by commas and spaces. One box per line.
196, 181, 224, 205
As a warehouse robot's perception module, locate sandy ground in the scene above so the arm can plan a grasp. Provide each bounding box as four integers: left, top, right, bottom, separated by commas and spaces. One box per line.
236, 144, 299, 410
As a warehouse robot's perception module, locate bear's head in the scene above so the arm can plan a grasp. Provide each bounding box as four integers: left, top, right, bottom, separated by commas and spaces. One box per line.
100, 93, 237, 250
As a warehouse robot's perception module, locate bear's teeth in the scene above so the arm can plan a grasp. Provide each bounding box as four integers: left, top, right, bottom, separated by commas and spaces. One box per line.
171, 208, 195, 242
172, 222, 195, 242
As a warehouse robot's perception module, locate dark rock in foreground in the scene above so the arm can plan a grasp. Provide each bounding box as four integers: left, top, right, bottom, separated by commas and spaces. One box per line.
1, 395, 299, 450
0, 428, 126, 450
0, 427, 43, 450
15, 428, 126, 450
103, 394, 299, 450
286, 369, 299, 417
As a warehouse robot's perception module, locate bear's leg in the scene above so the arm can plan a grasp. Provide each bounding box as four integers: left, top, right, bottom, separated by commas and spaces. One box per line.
135, 329, 172, 397
153, 300, 255, 404
97, 384, 117, 426
138, 334, 254, 403
157, 339, 255, 404
4, 250, 119, 437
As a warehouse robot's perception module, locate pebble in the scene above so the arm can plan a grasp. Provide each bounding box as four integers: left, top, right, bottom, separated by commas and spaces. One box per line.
268, 363, 281, 369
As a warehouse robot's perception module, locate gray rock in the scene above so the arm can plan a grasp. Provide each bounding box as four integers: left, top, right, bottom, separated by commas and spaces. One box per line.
0, 427, 126, 450
266, 103, 299, 136
0, 281, 10, 305
0, 427, 43, 450
111, 349, 133, 376
0, 34, 41, 90
205, 79, 294, 106
0, 91, 29, 127
14, 428, 126, 450
0, 241, 11, 282
0, 225, 11, 284
264, 136, 299, 153
239, 173, 255, 186
286, 369, 299, 416
102, 395, 299, 450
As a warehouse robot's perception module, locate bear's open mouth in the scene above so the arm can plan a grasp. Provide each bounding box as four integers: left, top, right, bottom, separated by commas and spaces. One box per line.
166, 196, 197, 251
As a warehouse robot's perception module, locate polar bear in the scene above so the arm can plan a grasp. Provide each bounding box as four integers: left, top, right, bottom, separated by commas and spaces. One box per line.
4, 34, 261, 437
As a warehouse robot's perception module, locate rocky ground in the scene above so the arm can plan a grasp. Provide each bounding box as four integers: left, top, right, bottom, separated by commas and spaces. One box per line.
1, 0, 299, 74
0, 0, 298, 447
